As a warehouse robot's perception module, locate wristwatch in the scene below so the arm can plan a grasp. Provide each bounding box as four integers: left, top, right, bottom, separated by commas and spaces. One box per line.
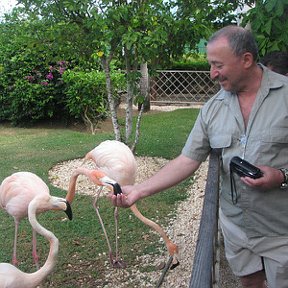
279, 168, 288, 189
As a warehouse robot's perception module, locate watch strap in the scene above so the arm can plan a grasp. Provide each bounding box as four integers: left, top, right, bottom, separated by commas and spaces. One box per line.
279, 168, 288, 189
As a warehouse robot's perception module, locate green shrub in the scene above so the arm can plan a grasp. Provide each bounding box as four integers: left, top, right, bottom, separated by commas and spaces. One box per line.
8, 79, 57, 125
62, 69, 125, 132
170, 59, 210, 71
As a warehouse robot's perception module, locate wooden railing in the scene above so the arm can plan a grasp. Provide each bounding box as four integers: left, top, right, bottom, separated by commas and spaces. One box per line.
189, 149, 221, 288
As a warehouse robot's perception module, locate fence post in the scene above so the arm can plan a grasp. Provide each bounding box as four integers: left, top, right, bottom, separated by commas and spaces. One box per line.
189, 149, 221, 288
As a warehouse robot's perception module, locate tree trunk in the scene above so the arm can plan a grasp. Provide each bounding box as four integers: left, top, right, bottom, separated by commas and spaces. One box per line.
124, 47, 134, 144
138, 62, 150, 112
101, 57, 121, 141
131, 62, 150, 152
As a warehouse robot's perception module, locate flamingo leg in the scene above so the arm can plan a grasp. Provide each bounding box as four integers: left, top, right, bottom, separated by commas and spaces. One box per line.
32, 229, 40, 270
12, 219, 19, 266
130, 204, 179, 269
113, 207, 126, 269
114, 207, 118, 262
92, 188, 114, 263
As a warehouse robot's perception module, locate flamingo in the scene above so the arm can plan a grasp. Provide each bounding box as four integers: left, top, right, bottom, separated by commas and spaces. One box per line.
1, 171, 60, 268
66, 140, 179, 269
0, 195, 72, 288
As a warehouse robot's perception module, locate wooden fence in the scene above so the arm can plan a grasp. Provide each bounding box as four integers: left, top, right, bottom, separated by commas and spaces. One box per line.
189, 149, 221, 288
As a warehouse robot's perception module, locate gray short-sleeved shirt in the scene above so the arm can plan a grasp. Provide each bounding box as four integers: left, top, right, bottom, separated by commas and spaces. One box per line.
182, 65, 288, 238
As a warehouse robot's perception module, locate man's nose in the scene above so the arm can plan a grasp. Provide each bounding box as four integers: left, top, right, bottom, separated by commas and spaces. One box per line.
210, 67, 219, 80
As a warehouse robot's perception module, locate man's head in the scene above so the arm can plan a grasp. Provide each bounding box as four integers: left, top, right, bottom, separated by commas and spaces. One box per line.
207, 25, 259, 93
260, 51, 288, 76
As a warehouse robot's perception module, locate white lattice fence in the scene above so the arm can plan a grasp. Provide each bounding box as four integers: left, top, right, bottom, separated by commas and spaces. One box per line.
150, 70, 220, 105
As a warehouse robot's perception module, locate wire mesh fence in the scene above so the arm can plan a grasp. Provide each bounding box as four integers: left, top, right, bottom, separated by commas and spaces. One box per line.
150, 70, 220, 105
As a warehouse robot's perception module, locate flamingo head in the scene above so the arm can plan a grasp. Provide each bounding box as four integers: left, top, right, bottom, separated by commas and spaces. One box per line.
62, 199, 73, 220
34, 195, 73, 220
90, 170, 123, 195
48, 196, 73, 220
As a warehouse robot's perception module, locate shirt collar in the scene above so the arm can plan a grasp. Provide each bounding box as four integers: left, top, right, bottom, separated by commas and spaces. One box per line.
216, 63, 285, 105
259, 63, 285, 91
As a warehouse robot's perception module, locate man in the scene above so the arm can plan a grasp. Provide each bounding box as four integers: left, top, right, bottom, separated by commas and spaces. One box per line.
110, 26, 288, 288
260, 51, 288, 76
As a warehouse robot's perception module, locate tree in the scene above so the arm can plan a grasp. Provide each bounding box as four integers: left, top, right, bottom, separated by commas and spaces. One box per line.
242, 0, 288, 56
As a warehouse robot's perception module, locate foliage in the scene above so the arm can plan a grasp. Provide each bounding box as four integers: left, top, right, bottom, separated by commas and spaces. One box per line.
170, 57, 210, 71
8, 80, 55, 125
0, 8, 105, 126
0, 16, 73, 125
242, 0, 288, 56
0, 55, 69, 125
62, 69, 126, 134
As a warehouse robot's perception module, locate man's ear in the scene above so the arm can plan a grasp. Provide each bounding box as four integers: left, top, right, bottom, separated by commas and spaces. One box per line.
242, 52, 254, 69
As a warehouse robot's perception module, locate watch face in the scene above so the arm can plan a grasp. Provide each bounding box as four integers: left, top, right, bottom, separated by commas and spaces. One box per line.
281, 182, 288, 189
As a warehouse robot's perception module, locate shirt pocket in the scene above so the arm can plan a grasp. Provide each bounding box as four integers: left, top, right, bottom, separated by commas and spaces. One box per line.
209, 134, 234, 174
259, 129, 288, 166
210, 134, 232, 149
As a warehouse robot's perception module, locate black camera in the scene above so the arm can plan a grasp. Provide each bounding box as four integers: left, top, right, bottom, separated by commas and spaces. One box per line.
230, 156, 263, 179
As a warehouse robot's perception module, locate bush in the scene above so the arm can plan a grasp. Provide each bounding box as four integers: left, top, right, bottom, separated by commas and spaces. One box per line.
62, 69, 125, 133
170, 59, 210, 71
0, 60, 69, 125
8, 79, 56, 125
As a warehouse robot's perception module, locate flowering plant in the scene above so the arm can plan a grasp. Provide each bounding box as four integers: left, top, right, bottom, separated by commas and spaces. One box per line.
24, 61, 68, 86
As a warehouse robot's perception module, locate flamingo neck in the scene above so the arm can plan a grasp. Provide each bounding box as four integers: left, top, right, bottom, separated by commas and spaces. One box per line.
27, 203, 59, 286
66, 169, 82, 203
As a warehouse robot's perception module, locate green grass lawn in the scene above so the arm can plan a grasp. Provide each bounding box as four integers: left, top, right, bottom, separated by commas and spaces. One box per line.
0, 107, 199, 287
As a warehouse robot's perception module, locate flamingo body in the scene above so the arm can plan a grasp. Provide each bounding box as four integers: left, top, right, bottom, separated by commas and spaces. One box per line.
0, 172, 54, 267
84, 140, 137, 185
0, 172, 50, 219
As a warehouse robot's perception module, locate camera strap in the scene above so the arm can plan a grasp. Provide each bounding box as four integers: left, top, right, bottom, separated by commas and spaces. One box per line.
230, 166, 238, 205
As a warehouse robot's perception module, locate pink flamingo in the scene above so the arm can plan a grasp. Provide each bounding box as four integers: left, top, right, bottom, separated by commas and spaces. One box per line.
0, 171, 60, 268
66, 140, 179, 269
0, 195, 72, 288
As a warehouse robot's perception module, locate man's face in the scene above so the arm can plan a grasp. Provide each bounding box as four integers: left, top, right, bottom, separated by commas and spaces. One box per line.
207, 37, 244, 93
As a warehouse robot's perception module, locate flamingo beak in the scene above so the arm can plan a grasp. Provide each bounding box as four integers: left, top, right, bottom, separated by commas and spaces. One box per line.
64, 200, 73, 220
108, 182, 123, 196
99, 175, 122, 195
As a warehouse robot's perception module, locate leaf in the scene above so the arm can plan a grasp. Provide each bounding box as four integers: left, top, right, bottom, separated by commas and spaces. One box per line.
265, 0, 277, 12
97, 51, 104, 57
264, 18, 273, 35
275, 0, 284, 16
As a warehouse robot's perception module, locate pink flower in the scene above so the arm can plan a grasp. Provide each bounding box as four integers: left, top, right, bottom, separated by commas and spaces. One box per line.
40, 81, 49, 86
59, 67, 65, 75
46, 72, 54, 80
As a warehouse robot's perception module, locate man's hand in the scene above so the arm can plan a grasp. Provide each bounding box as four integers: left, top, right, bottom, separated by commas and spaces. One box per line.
241, 165, 284, 190
108, 185, 140, 208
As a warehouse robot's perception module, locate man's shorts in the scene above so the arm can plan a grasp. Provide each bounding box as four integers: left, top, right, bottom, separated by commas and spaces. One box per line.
219, 208, 288, 288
